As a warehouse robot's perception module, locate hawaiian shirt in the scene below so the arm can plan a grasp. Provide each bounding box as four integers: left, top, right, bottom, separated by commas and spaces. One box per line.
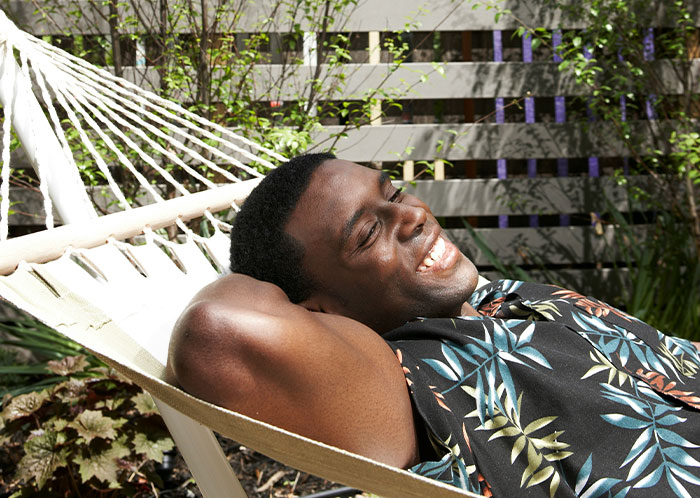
385, 280, 700, 497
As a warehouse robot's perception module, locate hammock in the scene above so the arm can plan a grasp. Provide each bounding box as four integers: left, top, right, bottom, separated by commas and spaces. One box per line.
0, 11, 478, 498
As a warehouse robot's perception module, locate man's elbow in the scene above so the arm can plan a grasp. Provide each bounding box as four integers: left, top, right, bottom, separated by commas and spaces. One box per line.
167, 300, 272, 409
167, 301, 232, 398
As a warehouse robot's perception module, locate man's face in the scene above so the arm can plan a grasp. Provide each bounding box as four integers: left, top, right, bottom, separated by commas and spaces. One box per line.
286, 159, 478, 333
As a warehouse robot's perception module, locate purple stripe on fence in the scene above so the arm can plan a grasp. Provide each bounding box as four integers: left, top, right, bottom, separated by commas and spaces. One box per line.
620, 95, 627, 121
583, 43, 600, 179
495, 98, 505, 123
588, 157, 600, 177
493, 30, 508, 228
493, 30, 503, 62
620, 95, 630, 175
644, 28, 657, 120
553, 30, 563, 63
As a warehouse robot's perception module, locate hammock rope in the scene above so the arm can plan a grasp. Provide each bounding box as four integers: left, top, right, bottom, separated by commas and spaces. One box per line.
0, 41, 13, 240
0, 14, 285, 239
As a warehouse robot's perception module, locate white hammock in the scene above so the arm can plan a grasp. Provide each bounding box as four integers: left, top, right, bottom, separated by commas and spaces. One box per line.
0, 11, 477, 498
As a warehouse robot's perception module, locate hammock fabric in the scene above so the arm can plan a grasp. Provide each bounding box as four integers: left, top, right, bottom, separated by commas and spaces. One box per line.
0, 10, 479, 498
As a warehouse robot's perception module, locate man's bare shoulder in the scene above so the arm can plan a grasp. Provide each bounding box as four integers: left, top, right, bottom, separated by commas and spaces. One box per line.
168, 274, 317, 393
166, 273, 419, 467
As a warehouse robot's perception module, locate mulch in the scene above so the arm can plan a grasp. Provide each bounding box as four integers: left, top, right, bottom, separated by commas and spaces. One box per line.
158, 434, 364, 498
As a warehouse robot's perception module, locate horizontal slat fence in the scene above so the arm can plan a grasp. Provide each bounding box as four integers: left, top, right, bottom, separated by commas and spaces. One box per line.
5, 0, 700, 33
4, 0, 700, 301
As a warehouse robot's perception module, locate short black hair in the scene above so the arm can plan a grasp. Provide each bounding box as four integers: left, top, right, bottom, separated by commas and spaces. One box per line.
229, 153, 336, 303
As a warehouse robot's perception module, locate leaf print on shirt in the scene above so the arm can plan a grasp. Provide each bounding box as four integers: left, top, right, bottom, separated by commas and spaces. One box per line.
469, 279, 523, 309
572, 311, 673, 378
463, 384, 570, 498
552, 289, 636, 322
422, 321, 551, 425
581, 348, 633, 387
573, 453, 626, 497
410, 431, 484, 495
634, 370, 700, 410
600, 381, 700, 496
657, 339, 700, 379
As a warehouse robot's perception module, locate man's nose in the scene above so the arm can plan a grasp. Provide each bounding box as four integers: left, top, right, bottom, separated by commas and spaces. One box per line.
393, 203, 427, 241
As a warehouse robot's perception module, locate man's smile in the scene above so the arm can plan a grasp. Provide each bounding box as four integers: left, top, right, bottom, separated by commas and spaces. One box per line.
416, 233, 458, 274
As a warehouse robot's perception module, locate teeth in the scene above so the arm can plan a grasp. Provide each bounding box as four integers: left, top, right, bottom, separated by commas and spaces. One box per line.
429, 237, 445, 260
418, 236, 446, 271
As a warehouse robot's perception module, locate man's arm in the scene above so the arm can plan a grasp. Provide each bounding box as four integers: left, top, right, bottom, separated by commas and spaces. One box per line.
167, 274, 419, 468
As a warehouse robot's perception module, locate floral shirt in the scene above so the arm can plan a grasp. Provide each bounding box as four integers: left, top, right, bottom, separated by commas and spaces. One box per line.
384, 280, 700, 497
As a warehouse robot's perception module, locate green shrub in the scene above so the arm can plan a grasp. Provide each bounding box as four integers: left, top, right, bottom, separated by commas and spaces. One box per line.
1, 356, 174, 496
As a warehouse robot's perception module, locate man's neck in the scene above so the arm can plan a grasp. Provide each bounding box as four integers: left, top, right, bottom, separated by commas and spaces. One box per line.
460, 301, 480, 317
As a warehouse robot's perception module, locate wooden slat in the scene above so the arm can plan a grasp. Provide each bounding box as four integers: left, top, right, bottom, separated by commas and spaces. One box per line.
118, 60, 700, 100
314, 120, 675, 161
399, 176, 660, 216
447, 225, 647, 266
480, 268, 631, 303
7, 0, 700, 35
7, 176, 660, 227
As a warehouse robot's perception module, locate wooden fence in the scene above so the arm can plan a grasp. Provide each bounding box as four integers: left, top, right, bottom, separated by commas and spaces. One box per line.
3, 0, 700, 300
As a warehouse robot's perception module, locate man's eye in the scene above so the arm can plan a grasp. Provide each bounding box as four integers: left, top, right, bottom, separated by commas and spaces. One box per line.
361, 222, 378, 246
389, 188, 403, 203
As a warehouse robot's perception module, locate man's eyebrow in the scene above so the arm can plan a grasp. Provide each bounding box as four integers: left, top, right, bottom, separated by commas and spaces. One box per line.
378, 170, 390, 188
341, 171, 391, 246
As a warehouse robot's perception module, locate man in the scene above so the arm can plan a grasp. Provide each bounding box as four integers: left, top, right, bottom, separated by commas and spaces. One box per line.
169, 154, 700, 497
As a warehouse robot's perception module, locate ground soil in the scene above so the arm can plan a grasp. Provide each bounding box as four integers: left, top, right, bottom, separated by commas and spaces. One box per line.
158, 434, 364, 498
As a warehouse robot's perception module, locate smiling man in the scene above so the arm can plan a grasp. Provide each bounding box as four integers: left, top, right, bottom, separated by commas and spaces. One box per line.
168, 153, 700, 497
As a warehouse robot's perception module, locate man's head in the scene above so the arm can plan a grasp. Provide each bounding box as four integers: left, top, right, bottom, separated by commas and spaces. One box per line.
231, 155, 478, 333
229, 153, 335, 303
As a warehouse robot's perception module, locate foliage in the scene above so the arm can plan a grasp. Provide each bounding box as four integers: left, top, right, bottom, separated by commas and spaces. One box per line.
1, 361, 174, 496
0, 316, 174, 496
540, 0, 699, 336
606, 201, 700, 338
0, 317, 104, 398
469, 0, 700, 336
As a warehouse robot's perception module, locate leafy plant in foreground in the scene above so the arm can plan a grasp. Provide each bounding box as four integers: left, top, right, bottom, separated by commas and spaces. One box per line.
0, 355, 174, 496
0, 316, 104, 398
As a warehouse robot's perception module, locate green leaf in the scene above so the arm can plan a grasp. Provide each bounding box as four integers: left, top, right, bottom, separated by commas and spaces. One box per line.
131, 392, 158, 416
528, 465, 554, 487
2, 390, 49, 422
544, 450, 574, 462
489, 426, 522, 440
54, 378, 88, 402
511, 434, 526, 463
16, 431, 70, 489
47, 354, 88, 376
96, 397, 126, 411
0, 364, 49, 375
73, 436, 130, 485
69, 410, 122, 444
132, 432, 175, 463
524, 416, 557, 435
